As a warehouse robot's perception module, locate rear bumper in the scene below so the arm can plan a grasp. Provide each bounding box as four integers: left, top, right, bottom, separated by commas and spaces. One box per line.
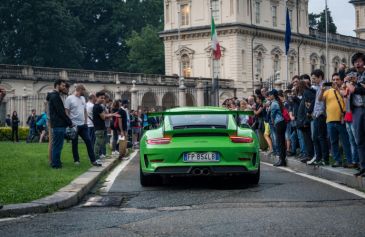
143, 165, 259, 177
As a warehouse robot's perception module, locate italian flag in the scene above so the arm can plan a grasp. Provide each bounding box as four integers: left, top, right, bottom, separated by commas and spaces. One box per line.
211, 16, 221, 60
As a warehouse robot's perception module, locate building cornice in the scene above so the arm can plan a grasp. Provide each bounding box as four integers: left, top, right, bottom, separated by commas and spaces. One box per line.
160, 23, 365, 52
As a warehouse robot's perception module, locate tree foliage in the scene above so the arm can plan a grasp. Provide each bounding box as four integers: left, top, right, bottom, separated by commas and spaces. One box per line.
309, 8, 337, 34
0, 0, 164, 73
126, 25, 164, 74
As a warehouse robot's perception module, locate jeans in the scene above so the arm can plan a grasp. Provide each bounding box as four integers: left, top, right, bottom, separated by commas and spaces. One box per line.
94, 130, 105, 160
112, 129, 119, 152
27, 127, 37, 143
300, 126, 314, 158
99, 129, 108, 156
270, 123, 279, 155
352, 107, 365, 169
327, 122, 352, 163
275, 120, 287, 160
72, 125, 96, 163
312, 116, 329, 162
289, 128, 299, 154
297, 128, 307, 156
51, 127, 66, 168
88, 126, 95, 151
346, 122, 359, 164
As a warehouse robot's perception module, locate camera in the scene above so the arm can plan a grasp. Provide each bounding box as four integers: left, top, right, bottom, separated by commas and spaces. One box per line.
323, 82, 333, 87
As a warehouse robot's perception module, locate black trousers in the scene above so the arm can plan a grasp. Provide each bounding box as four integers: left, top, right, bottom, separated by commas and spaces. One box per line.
275, 120, 287, 160
11, 126, 19, 142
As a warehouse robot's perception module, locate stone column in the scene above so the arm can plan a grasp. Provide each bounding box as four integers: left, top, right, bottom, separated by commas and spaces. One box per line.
179, 77, 186, 107
22, 95, 28, 126
130, 80, 138, 110
196, 79, 204, 107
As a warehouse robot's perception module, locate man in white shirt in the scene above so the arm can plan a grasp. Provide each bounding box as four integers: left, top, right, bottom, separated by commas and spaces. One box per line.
86, 94, 96, 149
65, 84, 101, 166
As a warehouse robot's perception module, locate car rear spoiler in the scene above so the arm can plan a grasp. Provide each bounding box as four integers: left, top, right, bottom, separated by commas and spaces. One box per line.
147, 110, 254, 117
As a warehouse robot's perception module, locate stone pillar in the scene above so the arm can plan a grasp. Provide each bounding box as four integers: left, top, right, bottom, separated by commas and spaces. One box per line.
22, 95, 28, 126
179, 77, 186, 107
130, 80, 138, 110
196, 79, 204, 107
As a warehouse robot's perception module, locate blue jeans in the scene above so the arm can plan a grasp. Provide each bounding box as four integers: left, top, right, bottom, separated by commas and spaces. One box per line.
346, 122, 359, 164
297, 128, 306, 155
352, 107, 365, 169
51, 127, 66, 168
72, 125, 96, 163
311, 116, 329, 162
327, 122, 352, 163
270, 123, 279, 154
27, 127, 37, 142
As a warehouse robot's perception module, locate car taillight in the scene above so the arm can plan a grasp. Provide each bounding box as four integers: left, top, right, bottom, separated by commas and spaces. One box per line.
147, 138, 171, 145
230, 136, 253, 143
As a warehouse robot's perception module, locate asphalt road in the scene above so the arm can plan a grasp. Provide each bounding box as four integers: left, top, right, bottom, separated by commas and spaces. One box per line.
1, 153, 365, 237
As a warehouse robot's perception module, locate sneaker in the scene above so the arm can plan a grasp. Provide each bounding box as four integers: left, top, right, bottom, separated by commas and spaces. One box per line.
74, 161, 80, 166
307, 157, 317, 165
331, 162, 342, 168
92, 159, 102, 166
122, 156, 130, 161
100, 154, 106, 159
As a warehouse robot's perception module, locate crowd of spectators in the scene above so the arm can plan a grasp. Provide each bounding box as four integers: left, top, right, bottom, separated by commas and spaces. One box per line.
222, 52, 365, 177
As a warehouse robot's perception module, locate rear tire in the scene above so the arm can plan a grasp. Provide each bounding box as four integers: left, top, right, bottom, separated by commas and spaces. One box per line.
246, 165, 260, 185
140, 165, 161, 187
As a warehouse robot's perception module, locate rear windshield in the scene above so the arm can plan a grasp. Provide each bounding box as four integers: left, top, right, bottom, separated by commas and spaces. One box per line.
169, 114, 228, 129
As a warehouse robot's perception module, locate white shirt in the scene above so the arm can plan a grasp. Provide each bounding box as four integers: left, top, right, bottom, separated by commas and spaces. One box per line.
65, 95, 86, 126
86, 101, 94, 127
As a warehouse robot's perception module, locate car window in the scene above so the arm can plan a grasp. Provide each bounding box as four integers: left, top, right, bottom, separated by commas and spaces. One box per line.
169, 114, 228, 129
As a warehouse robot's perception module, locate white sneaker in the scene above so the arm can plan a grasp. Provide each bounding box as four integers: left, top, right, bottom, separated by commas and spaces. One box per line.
307, 156, 317, 165
100, 154, 106, 159
113, 151, 119, 156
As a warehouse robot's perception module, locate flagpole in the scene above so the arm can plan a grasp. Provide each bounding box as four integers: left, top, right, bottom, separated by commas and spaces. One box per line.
210, 1, 215, 106
325, 0, 329, 81
178, 2, 182, 78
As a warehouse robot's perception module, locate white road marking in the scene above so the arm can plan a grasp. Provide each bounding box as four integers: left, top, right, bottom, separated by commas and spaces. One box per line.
100, 150, 138, 193
261, 162, 365, 199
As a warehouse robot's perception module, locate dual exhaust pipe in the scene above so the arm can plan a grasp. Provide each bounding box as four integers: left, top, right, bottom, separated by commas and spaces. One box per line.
192, 168, 210, 176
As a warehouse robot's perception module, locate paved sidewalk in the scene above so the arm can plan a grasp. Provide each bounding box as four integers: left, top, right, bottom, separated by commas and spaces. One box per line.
0, 152, 138, 218
261, 151, 365, 191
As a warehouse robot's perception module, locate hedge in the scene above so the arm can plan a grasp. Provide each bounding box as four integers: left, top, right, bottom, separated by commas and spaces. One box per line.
0, 127, 29, 141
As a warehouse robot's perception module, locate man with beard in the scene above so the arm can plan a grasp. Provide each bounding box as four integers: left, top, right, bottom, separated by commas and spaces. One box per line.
65, 84, 101, 166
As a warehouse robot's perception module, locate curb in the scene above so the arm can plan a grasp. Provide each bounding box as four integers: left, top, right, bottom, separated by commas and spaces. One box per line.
261, 152, 365, 191
0, 151, 138, 218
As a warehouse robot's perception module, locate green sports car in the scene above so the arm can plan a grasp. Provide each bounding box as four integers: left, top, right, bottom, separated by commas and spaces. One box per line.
139, 107, 260, 186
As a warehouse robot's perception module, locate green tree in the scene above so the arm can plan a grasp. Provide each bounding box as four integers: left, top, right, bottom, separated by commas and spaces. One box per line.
126, 25, 164, 74
310, 8, 337, 34
317, 8, 337, 34
0, 0, 83, 68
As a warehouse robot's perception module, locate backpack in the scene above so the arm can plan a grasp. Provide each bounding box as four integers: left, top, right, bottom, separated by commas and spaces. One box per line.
281, 107, 291, 123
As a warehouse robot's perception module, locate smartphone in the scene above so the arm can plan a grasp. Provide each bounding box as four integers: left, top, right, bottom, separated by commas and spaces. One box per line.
323, 82, 333, 87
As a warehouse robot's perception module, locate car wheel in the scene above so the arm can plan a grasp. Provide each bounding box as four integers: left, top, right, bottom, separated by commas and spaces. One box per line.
247, 165, 260, 185
140, 165, 161, 187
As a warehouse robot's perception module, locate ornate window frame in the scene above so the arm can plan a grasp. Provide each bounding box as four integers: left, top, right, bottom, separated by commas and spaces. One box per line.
332, 56, 341, 73
254, 44, 267, 78
310, 53, 319, 72
175, 46, 195, 78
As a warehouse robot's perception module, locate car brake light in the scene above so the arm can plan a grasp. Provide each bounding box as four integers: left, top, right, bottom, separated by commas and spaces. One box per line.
147, 138, 171, 145
230, 136, 253, 143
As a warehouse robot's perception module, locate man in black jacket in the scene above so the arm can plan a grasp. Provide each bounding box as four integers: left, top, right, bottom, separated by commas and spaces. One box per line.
46, 79, 72, 169
347, 53, 365, 177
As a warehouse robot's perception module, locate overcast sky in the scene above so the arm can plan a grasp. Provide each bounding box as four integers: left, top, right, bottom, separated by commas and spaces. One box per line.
308, 0, 356, 37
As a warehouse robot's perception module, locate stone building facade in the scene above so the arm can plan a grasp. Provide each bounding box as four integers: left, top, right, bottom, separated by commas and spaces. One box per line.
161, 0, 365, 98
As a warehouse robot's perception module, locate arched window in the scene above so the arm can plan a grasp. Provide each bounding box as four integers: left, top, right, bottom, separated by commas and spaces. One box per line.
310, 53, 319, 72
181, 54, 191, 77
289, 56, 295, 79
273, 54, 280, 74
320, 55, 326, 73
257, 52, 263, 76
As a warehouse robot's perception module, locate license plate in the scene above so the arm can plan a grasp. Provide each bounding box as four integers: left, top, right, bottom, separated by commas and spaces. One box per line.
183, 152, 220, 162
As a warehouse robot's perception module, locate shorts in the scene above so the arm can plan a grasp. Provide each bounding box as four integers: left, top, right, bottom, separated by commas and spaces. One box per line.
264, 122, 270, 136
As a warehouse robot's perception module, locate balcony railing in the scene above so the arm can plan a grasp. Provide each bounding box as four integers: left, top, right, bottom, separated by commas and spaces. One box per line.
309, 28, 365, 48
0, 64, 235, 89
